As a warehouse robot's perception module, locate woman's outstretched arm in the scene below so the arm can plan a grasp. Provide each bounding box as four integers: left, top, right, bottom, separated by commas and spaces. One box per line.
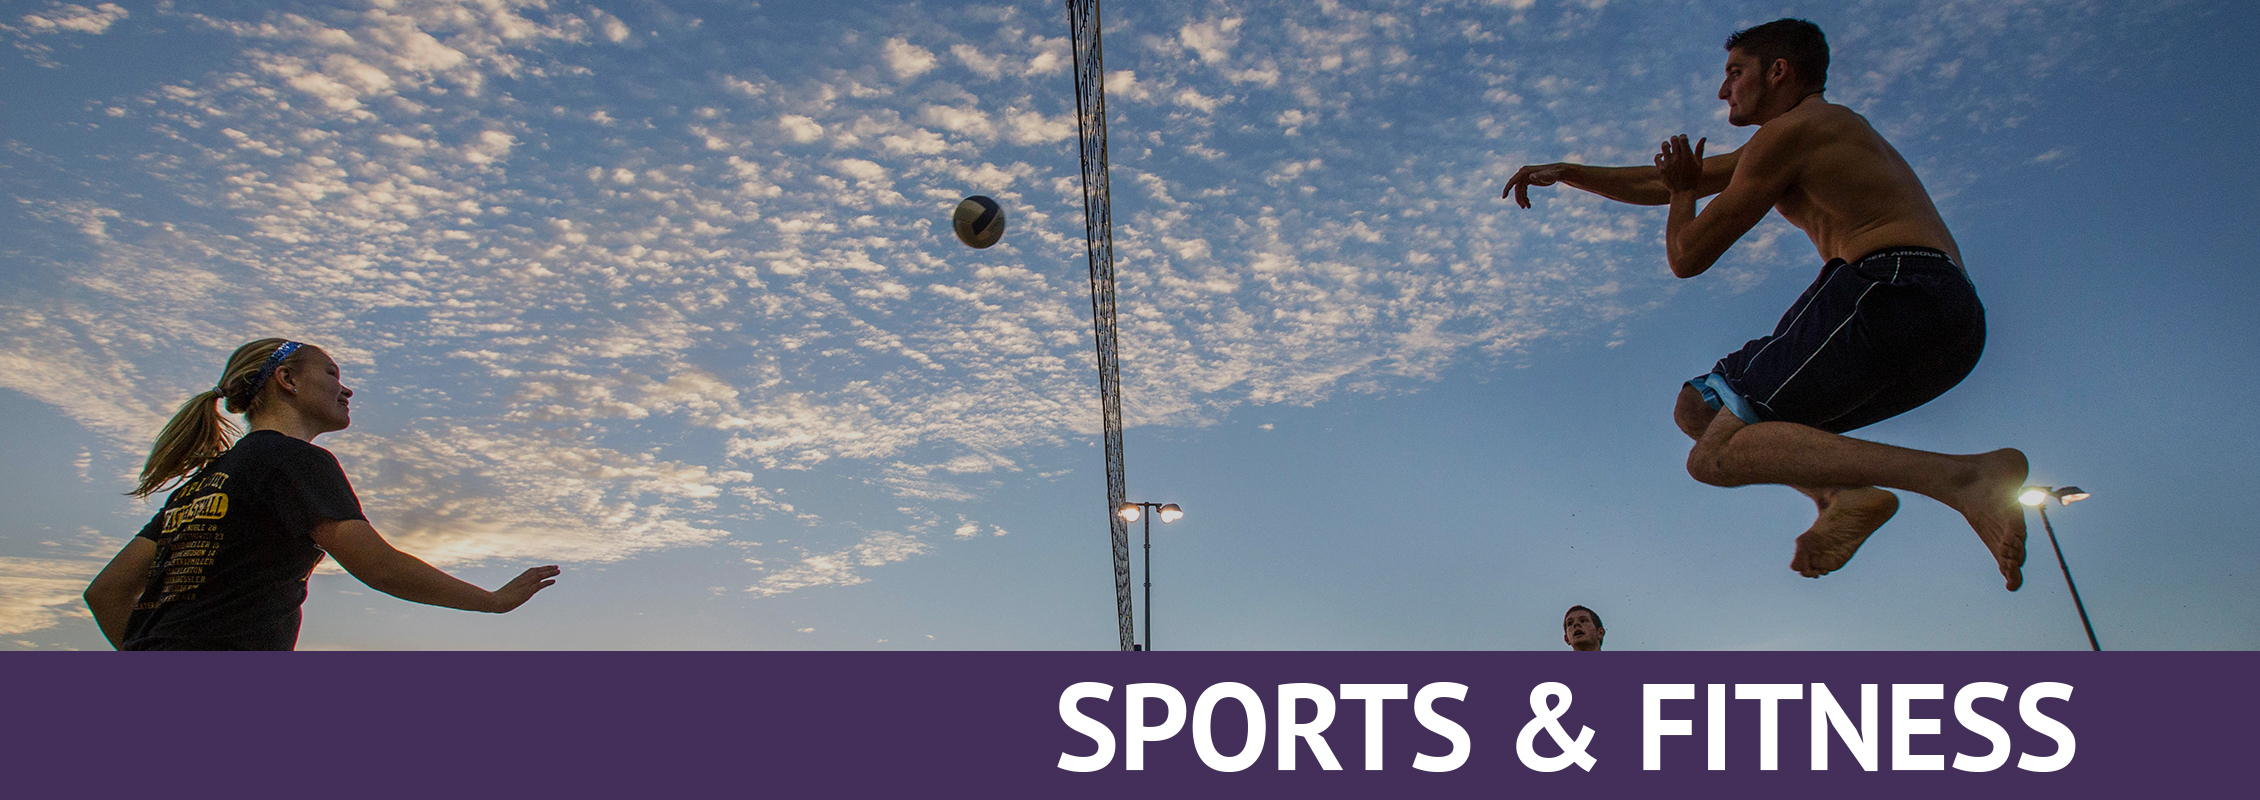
312, 519, 559, 613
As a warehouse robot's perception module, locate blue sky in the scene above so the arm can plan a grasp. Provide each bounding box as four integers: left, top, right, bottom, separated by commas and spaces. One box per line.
2, 0, 2254, 650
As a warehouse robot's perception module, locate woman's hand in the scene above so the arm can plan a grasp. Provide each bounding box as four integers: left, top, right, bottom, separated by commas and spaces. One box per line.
490, 565, 562, 612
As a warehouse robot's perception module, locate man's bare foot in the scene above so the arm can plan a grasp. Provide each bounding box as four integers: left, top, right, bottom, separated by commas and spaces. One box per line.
1791, 487, 1899, 578
1949, 448, 2030, 591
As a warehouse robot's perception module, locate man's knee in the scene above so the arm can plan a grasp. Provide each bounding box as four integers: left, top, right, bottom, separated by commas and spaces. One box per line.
1685, 444, 1734, 487
1684, 423, 1758, 488
1674, 384, 1716, 440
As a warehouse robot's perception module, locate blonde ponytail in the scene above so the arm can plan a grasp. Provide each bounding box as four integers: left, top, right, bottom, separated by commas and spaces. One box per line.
132, 338, 301, 497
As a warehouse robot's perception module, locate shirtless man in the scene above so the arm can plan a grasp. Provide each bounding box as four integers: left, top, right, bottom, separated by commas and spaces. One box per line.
1501, 19, 2030, 590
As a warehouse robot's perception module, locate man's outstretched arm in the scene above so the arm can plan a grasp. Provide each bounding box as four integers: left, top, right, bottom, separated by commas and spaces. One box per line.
1503, 149, 1738, 208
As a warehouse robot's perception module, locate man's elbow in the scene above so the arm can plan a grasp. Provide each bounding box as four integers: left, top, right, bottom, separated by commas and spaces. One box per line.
1667, 243, 1721, 278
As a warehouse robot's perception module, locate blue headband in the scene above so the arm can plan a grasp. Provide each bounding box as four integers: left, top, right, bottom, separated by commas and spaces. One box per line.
241, 341, 303, 398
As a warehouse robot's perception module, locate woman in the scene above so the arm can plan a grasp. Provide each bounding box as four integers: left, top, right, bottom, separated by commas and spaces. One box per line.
83, 339, 560, 649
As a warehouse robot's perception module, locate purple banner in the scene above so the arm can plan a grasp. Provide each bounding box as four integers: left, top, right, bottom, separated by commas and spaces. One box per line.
3, 652, 2245, 797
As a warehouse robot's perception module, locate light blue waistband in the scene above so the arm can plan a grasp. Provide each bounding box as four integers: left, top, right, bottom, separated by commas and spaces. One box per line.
1689, 372, 1762, 425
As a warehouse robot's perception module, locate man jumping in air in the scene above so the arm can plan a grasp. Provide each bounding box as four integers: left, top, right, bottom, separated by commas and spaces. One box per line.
1502, 19, 2030, 589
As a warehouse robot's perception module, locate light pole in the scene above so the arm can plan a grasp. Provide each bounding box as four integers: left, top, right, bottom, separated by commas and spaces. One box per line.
2019, 485, 2100, 651
1117, 501, 1183, 651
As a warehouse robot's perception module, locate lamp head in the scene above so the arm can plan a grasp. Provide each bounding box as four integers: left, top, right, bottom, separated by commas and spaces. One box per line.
1118, 503, 1140, 522
1158, 503, 1184, 523
2019, 487, 2049, 507
2055, 486, 2090, 504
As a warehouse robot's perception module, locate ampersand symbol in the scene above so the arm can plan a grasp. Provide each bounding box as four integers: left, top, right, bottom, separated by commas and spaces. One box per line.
1516, 681, 1597, 772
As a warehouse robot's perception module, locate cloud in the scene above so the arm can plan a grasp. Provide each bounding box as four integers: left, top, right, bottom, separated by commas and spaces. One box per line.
922, 105, 995, 139
1105, 69, 1152, 102
4, 1, 128, 65
16, 2, 128, 35
1172, 87, 1224, 112
594, 11, 629, 44
952, 43, 1006, 80
326, 427, 755, 566
0, 557, 101, 637
1179, 17, 1242, 64
1025, 35, 1070, 76
832, 158, 890, 183
780, 114, 826, 143
1004, 108, 1074, 145
882, 37, 937, 79
747, 529, 930, 596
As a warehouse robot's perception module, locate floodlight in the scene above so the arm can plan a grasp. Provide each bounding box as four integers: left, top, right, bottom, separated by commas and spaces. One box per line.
2018, 483, 2104, 651
1121, 500, 1187, 651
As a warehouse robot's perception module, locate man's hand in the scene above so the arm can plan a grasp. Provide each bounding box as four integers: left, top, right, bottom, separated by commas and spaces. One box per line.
1502, 163, 1576, 208
491, 565, 562, 613
1655, 134, 1706, 195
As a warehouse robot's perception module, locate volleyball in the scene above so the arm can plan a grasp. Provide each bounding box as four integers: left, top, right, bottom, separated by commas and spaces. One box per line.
952, 195, 1006, 249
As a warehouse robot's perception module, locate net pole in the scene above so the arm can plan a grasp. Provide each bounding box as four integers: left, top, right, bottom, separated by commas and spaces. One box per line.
1066, 0, 1136, 652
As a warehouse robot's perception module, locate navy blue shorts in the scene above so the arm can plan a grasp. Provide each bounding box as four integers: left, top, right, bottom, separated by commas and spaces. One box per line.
1690, 247, 1986, 434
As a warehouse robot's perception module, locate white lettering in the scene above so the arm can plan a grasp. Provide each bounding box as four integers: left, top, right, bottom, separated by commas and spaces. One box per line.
1952, 682, 2011, 772
1276, 683, 1342, 771
1191, 682, 1265, 772
1125, 683, 1186, 771
1641, 683, 1694, 770
1707, 683, 1727, 770
2017, 682, 2076, 772
1412, 682, 1471, 772
1891, 683, 1945, 770
1735, 683, 1802, 771
1339, 683, 1408, 771
1809, 683, 1878, 771
1057, 682, 1115, 772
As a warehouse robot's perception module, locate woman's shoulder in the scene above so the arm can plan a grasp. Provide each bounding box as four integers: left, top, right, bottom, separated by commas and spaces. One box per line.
227, 430, 345, 470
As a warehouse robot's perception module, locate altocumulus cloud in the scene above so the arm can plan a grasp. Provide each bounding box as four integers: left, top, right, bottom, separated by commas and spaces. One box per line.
0, 557, 100, 640
1, 0, 2117, 599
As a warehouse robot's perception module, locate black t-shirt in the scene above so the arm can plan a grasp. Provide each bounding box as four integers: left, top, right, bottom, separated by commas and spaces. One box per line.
123, 430, 366, 650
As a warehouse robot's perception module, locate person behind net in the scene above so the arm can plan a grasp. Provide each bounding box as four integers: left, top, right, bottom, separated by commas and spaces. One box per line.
84, 339, 561, 650
1563, 605, 1605, 651
1501, 19, 2029, 589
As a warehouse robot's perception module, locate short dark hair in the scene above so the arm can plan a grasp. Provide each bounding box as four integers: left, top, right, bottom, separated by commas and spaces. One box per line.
1725, 18, 1829, 92
1564, 605, 1603, 631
